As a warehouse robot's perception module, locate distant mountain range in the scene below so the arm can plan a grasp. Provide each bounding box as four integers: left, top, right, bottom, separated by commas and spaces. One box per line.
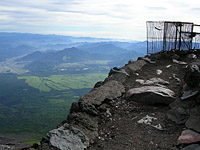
0, 32, 113, 45
78, 43, 128, 55
0, 32, 147, 74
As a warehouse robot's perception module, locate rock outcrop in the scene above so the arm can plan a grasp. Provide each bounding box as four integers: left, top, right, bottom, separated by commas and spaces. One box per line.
80, 80, 125, 106
47, 123, 89, 150
32, 50, 200, 150
126, 86, 175, 105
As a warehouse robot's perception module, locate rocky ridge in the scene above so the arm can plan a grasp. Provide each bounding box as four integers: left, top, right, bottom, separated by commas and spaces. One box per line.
26, 50, 200, 150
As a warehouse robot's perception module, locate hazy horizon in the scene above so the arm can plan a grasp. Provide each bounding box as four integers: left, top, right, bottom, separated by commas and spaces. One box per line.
0, 31, 142, 42
0, 0, 200, 41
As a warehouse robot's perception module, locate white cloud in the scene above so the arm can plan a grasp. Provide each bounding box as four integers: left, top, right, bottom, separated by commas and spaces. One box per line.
0, 0, 200, 40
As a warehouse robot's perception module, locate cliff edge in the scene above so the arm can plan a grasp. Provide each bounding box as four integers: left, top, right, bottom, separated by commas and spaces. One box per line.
29, 50, 200, 150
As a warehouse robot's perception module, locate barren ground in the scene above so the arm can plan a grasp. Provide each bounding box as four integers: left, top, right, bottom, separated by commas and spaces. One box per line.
90, 53, 188, 150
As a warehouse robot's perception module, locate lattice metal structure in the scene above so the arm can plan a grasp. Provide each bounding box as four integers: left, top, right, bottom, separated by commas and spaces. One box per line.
147, 21, 200, 54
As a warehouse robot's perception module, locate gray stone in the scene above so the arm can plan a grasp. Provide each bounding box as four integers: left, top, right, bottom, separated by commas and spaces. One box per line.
178, 129, 200, 145
81, 80, 125, 106
109, 67, 129, 76
135, 79, 145, 84
67, 112, 98, 141
104, 72, 127, 84
181, 144, 200, 150
47, 123, 89, 150
181, 89, 199, 101
188, 54, 197, 60
184, 64, 200, 87
173, 59, 187, 65
181, 84, 199, 101
79, 101, 98, 116
185, 106, 200, 133
126, 86, 175, 105
122, 60, 147, 74
167, 107, 189, 124
156, 69, 162, 75
138, 57, 156, 64
145, 77, 169, 85
166, 65, 172, 68
136, 77, 169, 86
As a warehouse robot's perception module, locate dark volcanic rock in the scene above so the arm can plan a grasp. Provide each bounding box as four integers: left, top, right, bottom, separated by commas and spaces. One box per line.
122, 59, 147, 74
108, 67, 129, 76
126, 86, 175, 105
80, 80, 125, 106
167, 107, 189, 124
47, 123, 89, 150
185, 106, 200, 133
104, 72, 127, 84
181, 144, 200, 150
70, 101, 98, 116
67, 112, 98, 142
94, 81, 104, 88
184, 62, 200, 87
181, 84, 199, 101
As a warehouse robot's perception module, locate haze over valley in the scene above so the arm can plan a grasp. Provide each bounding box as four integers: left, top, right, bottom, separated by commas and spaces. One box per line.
0, 32, 146, 143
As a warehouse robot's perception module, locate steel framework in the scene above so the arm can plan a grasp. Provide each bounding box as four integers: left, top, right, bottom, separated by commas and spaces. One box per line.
147, 21, 200, 54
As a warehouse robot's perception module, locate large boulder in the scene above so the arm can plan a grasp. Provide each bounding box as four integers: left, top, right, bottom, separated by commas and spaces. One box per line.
167, 107, 189, 124
185, 106, 200, 133
177, 129, 200, 145
126, 86, 175, 105
122, 60, 147, 74
47, 123, 89, 150
184, 60, 200, 87
80, 80, 125, 106
67, 112, 98, 142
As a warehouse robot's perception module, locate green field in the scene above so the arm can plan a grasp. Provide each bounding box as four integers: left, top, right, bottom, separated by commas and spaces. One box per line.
0, 73, 107, 140
18, 73, 107, 92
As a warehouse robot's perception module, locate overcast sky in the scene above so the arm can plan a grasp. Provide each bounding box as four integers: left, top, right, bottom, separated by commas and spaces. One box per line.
0, 0, 200, 40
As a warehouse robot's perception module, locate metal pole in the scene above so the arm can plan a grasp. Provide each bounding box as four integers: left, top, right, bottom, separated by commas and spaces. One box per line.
191, 24, 194, 49
175, 23, 178, 50
146, 21, 149, 54
178, 23, 182, 50
163, 22, 166, 51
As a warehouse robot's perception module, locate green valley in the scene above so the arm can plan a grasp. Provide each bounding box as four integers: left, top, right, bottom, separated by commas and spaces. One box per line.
0, 73, 107, 141
0, 32, 145, 146
18, 73, 107, 92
